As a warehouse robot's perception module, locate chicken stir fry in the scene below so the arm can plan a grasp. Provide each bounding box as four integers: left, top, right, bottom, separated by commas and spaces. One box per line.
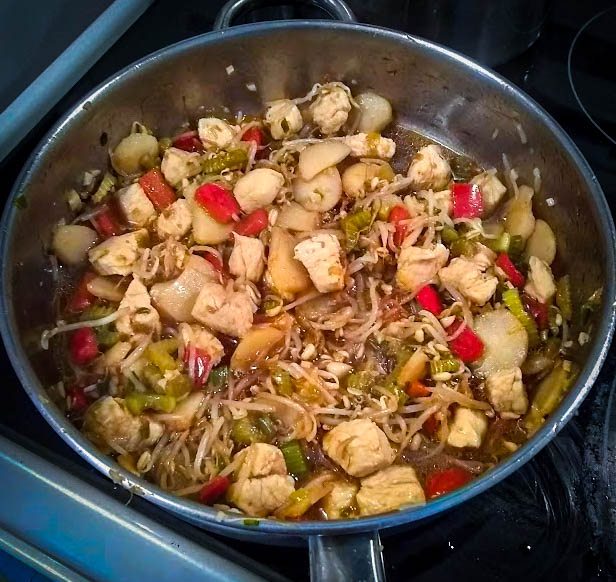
45, 80, 585, 521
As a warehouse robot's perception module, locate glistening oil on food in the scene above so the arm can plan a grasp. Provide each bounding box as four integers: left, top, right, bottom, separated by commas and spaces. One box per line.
41, 81, 594, 520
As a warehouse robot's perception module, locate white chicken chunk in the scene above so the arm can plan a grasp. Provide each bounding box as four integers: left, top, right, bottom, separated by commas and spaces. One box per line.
88, 229, 148, 276
116, 183, 155, 226
485, 367, 528, 415
310, 86, 352, 135
197, 117, 235, 148
439, 257, 498, 306
471, 170, 507, 214
177, 322, 224, 367
83, 396, 163, 453
160, 147, 202, 187
229, 233, 265, 282
323, 419, 395, 477
321, 480, 359, 519
396, 242, 449, 292
343, 133, 396, 159
356, 466, 425, 516
228, 443, 295, 517
156, 199, 192, 239
233, 168, 285, 213
116, 277, 161, 339
294, 234, 345, 293
447, 407, 488, 448
191, 281, 255, 337
524, 256, 556, 304
264, 99, 303, 140
407, 144, 451, 191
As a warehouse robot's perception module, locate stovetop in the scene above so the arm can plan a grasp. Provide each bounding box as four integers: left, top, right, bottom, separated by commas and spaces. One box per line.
1, 1, 615, 580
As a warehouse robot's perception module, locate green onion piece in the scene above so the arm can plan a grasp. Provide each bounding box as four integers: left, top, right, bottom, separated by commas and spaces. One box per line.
450, 238, 475, 258
145, 339, 179, 372
208, 365, 229, 390
502, 288, 539, 347
556, 275, 572, 321
202, 149, 248, 174
271, 368, 293, 396
430, 358, 459, 375
125, 392, 176, 416
255, 414, 276, 442
66, 189, 83, 212
508, 235, 525, 259
440, 226, 459, 245
279, 440, 309, 478
341, 209, 373, 249
484, 232, 510, 253
165, 373, 192, 398
345, 370, 373, 393
232, 417, 266, 445
92, 172, 116, 204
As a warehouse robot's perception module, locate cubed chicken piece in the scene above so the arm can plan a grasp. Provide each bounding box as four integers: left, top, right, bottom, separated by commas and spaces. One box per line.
88, 229, 148, 276
197, 117, 235, 148
447, 407, 488, 448
229, 234, 266, 282
323, 419, 395, 477
471, 243, 496, 271
83, 396, 163, 453
524, 256, 556, 303
419, 189, 451, 216
235, 443, 287, 480
310, 86, 352, 135
407, 145, 451, 191
156, 199, 192, 239
471, 170, 507, 214
343, 133, 396, 158
356, 466, 425, 516
234, 168, 285, 213
116, 183, 156, 226
396, 242, 449, 292
321, 480, 359, 519
115, 278, 161, 339
177, 322, 224, 367
439, 257, 498, 306
191, 282, 255, 337
264, 99, 303, 140
294, 234, 345, 293
160, 147, 202, 187
485, 367, 528, 415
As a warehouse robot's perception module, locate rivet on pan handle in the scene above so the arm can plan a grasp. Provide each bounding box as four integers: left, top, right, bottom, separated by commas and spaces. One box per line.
213, 0, 356, 30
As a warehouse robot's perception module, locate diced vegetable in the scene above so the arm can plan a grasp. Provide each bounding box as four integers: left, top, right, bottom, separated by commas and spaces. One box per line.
184, 346, 212, 388
125, 392, 176, 415
231, 327, 285, 371
416, 285, 442, 315
407, 380, 431, 398
495, 253, 525, 288
280, 440, 309, 478
241, 127, 264, 146
91, 206, 123, 239
67, 385, 89, 414
272, 368, 293, 396
199, 475, 230, 504
451, 183, 484, 219
276, 202, 320, 232
448, 320, 484, 363
68, 272, 97, 313
484, 232, 510, 254
274, 475, 334, 519
86, 276, 125, 302
425, 467, 472, 498
505, 185, 535, 240
111, 132, 159, 176
525, 219, 556, 265
556, 275, 572, 321
346, 370, 373, 393
164, 373, 192, 397
139, 168, 176, 211
201, 149, 247, 174
450, 238, 475, 258
70, 328, 99, 366
430, 358, 459, 375
356, 92, 393, 133
233, 208, 268, 236
92, 172, 116, 204
195, 183, 240, 223
523, 294, 549, 330
502, 288, 539, 347
341, 208, 373, 249
508, 235, 525, 259
298, 142, 351, 181
146, 339, 179, 372
173, 131, 204, 152
232, 417, 268, 445
267, 227, 311, 297
397, 349, 429, 385
522, 338, 560, 375
208, 365, 229, 390
53, 225, 99, 265
389, 205, 410, 247
440, 226, 459, 245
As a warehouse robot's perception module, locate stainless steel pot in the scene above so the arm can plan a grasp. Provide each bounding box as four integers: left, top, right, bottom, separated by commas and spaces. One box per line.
2, 1, 615, 580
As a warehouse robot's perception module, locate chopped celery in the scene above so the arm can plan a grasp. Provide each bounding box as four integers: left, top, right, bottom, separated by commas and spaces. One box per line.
165, 373, 191, 398
430, 358, 459, 375
345, 370, 373, 393
342, 208, 373, 249
146, 339, 179, 372
271, 368, 293, 396
450, 238, 475, 258
92, 172, 116, 204
484, 232, 510, 253
440, 226, 459, 245
142, 363, 164, 392
256, 414, 277, 442
202, 149, 247, 174
502, 288, 539, 347
382, 378, 408, 405
280, 440, 309, 477
556, 275, 572, 321
208, 365, 229, 390
232, 417, 266, 445
125, 392, 176, 415
508, 235, 525, 259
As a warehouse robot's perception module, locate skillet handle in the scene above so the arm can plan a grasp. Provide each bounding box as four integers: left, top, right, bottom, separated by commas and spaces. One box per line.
213, 0, 356, 30
309, 532, 386, 582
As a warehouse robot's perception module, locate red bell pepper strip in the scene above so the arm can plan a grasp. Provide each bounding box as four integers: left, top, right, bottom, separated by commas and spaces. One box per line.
68, 386, 89, 414
523, 294, 549, 330
451, 183, 484, 219
241, 126, 264, 146
407, 380, 431, 398
389, 205, 410, 246
139, 168, 176, 211
425, 467, 472, 498
68, 272, 97, 313
496, 253, 525, 288
91, 206, 122, 239
195, 183, 240, 223
416, 285, 442, 316
173, 130, 204, 152
70, 328, 99, 366
233, 208, 269, 236
184, 345, 213, 388
203, 252, 224, 275
199, 475, 230, 504
423, 414, 439, 437
448, 319, 484, 363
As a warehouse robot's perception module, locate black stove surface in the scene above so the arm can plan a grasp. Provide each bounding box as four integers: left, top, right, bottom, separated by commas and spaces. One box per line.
1, 1, 616, 580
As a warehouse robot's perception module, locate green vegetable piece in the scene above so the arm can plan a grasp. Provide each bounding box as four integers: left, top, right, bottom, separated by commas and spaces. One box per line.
158, 137, 172, 154
341, 209, 373, 249
484, 232, 510, 254
209, 365, 229, 390
280, 440, 309, 478
243, 519, 260, 527
80, 305, 116, 321
92, 172, 116, 204
556, 275, 572, 321
450, 238, 475, 258
430, 358, 460, 375
508, 235, 525, 259
125, 392, 176, 416
232, 417, 266, 445
66, 189, 83, 212
165, 373, 192, 398
255, 414, 277, 441
346, 370, 373, 393
502, 288, 539, 348
440, 226, 459, 245
142, 363, 164, 392
202, 149, 248, 174
382, 377, 408, 405
271, 368, 293, 396
96, 327, 119, 349
146, 339, 179, 372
